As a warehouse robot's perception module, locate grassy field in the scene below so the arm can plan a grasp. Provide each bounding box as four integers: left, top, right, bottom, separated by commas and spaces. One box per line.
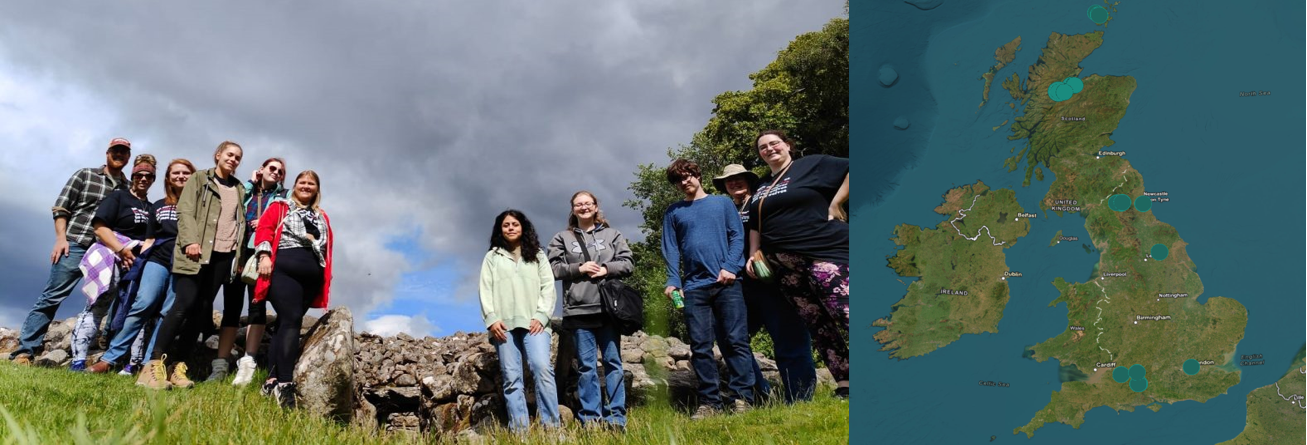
0, 361, 848, 444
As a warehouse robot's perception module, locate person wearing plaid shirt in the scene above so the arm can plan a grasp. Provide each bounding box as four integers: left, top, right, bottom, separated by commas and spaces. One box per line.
9, 138, 132, 364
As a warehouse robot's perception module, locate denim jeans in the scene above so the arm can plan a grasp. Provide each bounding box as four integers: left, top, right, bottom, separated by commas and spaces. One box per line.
683, 281, 755, 408
494, 328, 560, 432
742, 277, 816, 403
575, 323, 625, 426
101, 261, 175, 365
70, 284, 118, 363
11, 244, 87, 358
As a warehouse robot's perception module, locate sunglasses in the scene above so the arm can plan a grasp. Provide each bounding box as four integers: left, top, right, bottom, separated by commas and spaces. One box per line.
132, 173, 156, 180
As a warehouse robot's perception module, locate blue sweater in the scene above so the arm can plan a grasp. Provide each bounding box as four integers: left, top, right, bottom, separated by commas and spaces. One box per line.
662, 195, 745, 291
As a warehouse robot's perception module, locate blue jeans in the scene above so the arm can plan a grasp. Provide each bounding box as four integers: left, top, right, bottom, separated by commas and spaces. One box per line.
743, 277, 816, 403
494, 328, 560, 433
683, 281, 755, 408
101, 261, 175, 365
12, 244, 87, 358
575, 323, 626, 426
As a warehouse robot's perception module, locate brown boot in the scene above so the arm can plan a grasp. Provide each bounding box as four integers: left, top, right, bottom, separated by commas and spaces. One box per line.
136, 358, 172, 390
88, 360, 114, 374
11, 353, 32, 366
169, 361, 195, 389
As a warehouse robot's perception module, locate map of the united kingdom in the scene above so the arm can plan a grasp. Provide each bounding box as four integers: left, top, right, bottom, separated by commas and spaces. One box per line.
868, 1, 1304, 443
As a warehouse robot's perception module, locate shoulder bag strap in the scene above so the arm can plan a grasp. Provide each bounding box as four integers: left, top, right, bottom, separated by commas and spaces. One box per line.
755, 160, 794, 233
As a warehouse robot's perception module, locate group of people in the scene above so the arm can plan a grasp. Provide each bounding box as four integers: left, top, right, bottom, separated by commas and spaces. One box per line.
478, 129, 849, 434
7, 130, 846, 430
7, 138, 334, 409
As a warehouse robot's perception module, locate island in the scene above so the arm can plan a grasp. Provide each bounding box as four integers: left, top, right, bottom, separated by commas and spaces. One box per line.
874, 181, 1030, 359
979, 37, 1021, 108
998, 30, 1248, 438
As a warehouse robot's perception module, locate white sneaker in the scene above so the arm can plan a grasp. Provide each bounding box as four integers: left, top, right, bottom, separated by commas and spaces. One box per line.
232, 356, 257, 386
206, 358, 229, 382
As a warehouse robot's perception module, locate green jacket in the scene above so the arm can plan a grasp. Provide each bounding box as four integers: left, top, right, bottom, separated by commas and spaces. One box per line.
478, 247, 556, 331
173, 168, 247, 276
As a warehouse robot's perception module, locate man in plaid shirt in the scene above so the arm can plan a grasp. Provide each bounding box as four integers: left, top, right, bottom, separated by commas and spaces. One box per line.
9, 138, 132, 364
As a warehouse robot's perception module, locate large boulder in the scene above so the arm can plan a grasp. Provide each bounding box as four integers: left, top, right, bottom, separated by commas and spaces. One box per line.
294, 307, 356, 423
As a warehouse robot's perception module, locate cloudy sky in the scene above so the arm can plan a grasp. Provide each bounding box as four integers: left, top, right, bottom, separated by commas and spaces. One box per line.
0, 2, 845, 337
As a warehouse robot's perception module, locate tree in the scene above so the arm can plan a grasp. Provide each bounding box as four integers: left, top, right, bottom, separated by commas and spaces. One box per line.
625, 16, 849, 340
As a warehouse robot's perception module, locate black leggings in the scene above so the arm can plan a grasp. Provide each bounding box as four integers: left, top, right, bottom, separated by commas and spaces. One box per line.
267, 248, 324, 381
220, 249, 267, 327
151, 251, 235, 361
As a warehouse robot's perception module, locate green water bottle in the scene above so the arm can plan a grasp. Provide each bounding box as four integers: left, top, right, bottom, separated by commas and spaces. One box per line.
672, 290, 684, 309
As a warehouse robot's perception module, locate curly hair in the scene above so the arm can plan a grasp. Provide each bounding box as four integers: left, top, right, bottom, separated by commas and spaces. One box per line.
665, 158, 701, 184
490, 209, 542, 263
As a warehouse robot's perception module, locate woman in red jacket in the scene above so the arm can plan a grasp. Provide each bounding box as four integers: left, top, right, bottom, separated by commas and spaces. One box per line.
252, 170, 334, 408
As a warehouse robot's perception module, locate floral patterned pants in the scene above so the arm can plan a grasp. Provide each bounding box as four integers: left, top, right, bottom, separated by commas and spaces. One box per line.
767, 252, 849, 383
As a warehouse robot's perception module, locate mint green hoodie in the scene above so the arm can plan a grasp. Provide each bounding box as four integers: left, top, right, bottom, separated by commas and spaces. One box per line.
478, 247, 556, 331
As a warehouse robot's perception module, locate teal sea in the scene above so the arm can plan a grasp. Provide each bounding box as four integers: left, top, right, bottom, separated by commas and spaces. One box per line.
859, 0, 1305, 442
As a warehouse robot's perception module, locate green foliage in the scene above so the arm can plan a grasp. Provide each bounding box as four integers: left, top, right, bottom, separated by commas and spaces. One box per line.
625, 16, 849, 341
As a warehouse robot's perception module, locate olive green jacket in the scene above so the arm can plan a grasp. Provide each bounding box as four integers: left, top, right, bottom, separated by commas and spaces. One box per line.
173, 168, 247, 276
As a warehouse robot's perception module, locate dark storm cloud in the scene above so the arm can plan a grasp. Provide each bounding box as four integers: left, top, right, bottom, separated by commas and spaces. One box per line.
0, 1, 845, 319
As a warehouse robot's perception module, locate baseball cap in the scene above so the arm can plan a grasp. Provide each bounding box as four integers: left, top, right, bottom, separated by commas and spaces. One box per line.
108, 138, 132, 150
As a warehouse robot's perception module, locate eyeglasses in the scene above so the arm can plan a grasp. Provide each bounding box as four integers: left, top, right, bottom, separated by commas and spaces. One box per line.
573, 202, 596, 209
757, 140, 784, 151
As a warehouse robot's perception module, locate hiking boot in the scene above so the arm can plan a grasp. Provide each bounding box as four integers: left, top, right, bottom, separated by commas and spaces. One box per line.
169, 362, 195, 389
11, 354, 32, 366
273, 382, 297, 408
261, 379, 278, 397
69, 360, 87, 372
690, 404, 719, 420
231, 356, 257, 386
731, 399, 751, 414
136, 359, 172, 390
206, 358, 229, 382
88, 360, 114, 374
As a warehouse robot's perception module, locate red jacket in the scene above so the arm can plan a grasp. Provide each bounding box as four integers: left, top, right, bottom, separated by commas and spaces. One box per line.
253, 200, 334, 309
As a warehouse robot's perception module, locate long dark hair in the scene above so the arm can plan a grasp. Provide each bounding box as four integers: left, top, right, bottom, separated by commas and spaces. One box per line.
489, 209, 542, 263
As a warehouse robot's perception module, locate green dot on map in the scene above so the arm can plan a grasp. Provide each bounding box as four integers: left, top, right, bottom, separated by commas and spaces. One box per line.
1108, 194, 1131, 212
1130, 376, 1149, 392
1129, 364, 1146, 380
1151, 244, 1169, 261
1054, 83, 1073, 101
1134, 195, 1152, 212
1064, 77, 1084, 94
1183, 359, 1200, 375
1088, 5, 1109, 24
1047, 82, 1065, 101
1112, 366, 1130, 383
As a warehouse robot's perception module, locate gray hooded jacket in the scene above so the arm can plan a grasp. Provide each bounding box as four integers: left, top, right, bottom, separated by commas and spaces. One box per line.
547, 224, 634, 318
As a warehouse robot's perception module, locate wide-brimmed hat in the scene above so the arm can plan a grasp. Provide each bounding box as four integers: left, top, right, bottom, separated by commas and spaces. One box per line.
712, 164, 759, 192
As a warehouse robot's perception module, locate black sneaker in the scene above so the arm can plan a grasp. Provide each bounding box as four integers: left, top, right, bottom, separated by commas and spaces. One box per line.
834, 386, 849, 400
274, 382, 297, 409
260, 379, 278, 397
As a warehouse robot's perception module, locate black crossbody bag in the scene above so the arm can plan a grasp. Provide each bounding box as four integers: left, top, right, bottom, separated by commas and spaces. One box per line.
571, 230, 643, 335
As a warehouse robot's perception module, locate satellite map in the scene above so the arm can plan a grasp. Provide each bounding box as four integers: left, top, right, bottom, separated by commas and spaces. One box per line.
866, 1, 1305, 443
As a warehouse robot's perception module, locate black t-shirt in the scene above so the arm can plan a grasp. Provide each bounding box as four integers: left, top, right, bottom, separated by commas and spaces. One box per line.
743, 154, 849, 263
146, 199, 180, 266
92, 190, 152, 242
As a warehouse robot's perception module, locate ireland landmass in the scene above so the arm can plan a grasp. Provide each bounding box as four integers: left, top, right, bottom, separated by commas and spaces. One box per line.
873, 181, 1030, 360
979, 36, 1021, 108
995, 31, 1248, 438
1219, 346, 1307, 444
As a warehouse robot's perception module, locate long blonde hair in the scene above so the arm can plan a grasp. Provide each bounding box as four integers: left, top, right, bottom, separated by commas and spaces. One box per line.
290, 170, 322, 211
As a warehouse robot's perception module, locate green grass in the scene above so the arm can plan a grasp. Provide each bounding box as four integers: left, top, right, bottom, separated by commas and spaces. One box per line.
0, 362, 848, 444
